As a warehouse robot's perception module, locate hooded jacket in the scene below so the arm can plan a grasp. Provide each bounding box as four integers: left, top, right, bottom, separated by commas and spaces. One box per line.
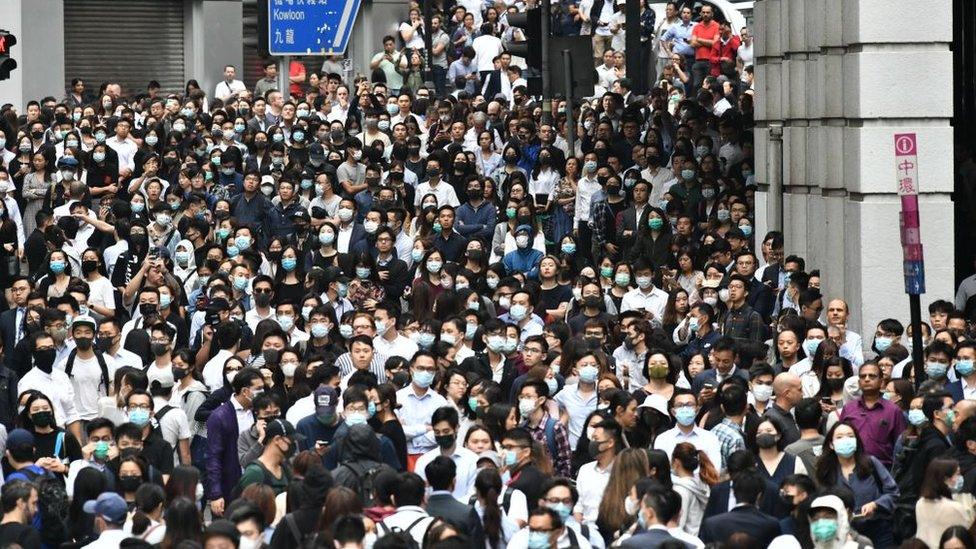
808, 495, 861, 549
332, 424, 396, 497
673, 474, 710, 536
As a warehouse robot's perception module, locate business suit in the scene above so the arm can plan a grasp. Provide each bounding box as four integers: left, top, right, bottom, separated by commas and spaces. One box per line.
620, 527, 692, 549
946, 379, 966, 402
426, 492, 480, 531
615, 204, 645, 243
205, 398, 245, 503
0, 307, 20, 368
690, 367, 750, 395
702, 479, 788, 520
699, 505, 781, 547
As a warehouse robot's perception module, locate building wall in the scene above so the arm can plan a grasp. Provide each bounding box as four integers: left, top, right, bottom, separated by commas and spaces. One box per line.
753, 0, 954, 335
0, 0, 65, 110
185, 0, 244, 101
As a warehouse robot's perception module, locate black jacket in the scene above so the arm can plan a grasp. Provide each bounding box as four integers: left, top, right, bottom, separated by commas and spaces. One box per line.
899, 425, 951, 500
700, 504, 781, 547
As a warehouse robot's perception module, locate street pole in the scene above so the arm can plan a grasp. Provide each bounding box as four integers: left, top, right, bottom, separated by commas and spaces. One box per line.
423, 0, 434, 89
893, 133, 926, 385
278, 56, 290, 98
625, 0, 643, 94
563, 49, 575, 156
540, 0, 552, 124
768, 121, 784, 231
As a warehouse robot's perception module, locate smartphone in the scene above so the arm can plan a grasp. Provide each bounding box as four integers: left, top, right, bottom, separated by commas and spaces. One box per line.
703, 383, 714, 391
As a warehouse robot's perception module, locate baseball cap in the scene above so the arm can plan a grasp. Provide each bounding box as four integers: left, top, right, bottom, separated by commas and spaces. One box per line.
83, 492, 128, 524
7, 429, 34, 451
515, 224, 532, 234
323, 266, 350, 285
71, 314, 97, 332
314, 385, 339, 418
262, 418, 299, 444
57, 156, 79, 168
476, 450, 502, 468
290, 209, 310, 222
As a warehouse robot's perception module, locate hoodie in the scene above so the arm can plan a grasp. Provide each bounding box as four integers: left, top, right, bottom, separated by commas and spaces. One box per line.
808, 495, 861, 549
672, 474, 710, 536
332, 424, 396, 498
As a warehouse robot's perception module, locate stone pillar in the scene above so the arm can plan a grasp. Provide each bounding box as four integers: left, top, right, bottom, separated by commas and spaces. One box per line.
754, 0, 954, 337
0, 0, 65, 111
185, 0, 244, 100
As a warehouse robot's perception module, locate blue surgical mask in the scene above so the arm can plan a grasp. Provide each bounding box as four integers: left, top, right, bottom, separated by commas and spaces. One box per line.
926, 361, 948, 379
874, 336, 892, 352
412, 370, 435, 388
311, 323, 329, 338
674, 406, 697, 427
345, 412, 368, 426
833, 436, 857, 458
548, 502, 571, 522
803, 338, 822, 357
128, 408, 151, 427
958, 360, 976, 377
579, 365, 598, 383
49, 260, 66, 274
509, 304, 528, 321
561, 243, 576, 254
281, 257, 297, 271
908, 408, 927, 426
235, 236, 252, 250
233, 276, 248, 291
338, 324, 354, 339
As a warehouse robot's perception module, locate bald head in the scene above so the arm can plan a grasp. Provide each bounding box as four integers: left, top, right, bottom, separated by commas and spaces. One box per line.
773, 373, 801, 405
955, 399, 976, 425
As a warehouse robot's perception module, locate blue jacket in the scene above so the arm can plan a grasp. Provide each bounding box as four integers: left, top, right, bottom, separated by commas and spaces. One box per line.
503, 248, 543, 279
455, 201, 497, 242
205, 399, 243, 501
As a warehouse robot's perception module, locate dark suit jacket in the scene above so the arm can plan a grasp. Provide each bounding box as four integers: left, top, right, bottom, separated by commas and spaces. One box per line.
205, 398, 243, 501
0, 308, 18, 369
702, 479, 788, 520
699, 505, 781, 547
426, 492, 479, 531
690, 367, 750, 395
620, 527, 691, 549
747, 277, 774, 322
615, 205, 642, 243
946, 380, 965, 402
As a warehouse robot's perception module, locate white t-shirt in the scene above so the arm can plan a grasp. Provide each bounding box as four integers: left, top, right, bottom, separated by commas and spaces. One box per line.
472, 35, 504, 72
55, 352, 118, 421
398, 22, 427, 50
86, 276, 116, 312
154, 395, 191, 465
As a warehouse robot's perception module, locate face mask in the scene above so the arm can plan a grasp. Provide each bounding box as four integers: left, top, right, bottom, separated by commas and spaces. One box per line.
504, 337, 519, 354
717, 209, 731, 221
584, 160, 597, 173
926, 362, 948, 379
346, 412, 368, 426
545, 376, 558, 395
600, 266, 614, 278
487, 336, 506, 353
306, 322, 328, 339
277, 315, 294, 332
31, 410, 55, 428
833, 436, 857, 457
703, 188, 716, 199
236, 235, 252, 250
648, 364, 669, 379
810, 519, 839, 542
234, 276, 249, 291
648, 217, 664, 230
636, 276, 653, 290
674, 406, 697, 427
50, 260, 66, 274
435, 433, 456, 450
413, 370, 435, 388
93, 152, 106, 163
752, 384, 774, 402
739, 225, 753, 237
953, 475, 965, 493
156, 213, 172, 226
441, 332, 457, 346
908, 408, 927, 426
756, 433, 778, 449
509, 304, 528, 321
504, 448, 519, 467
95, 131, 107, 143
518, 398, 537, 417
681, 169, 696, 180
614, 273, 630, 287
561, 242, 576, 255
958, 360, 976, 377
355, 267, 371, 280
33, 348, 56, 374
944, 409, 957, 429
516, 235, 530, 248
426, 260, 442, 273
803, 338, 822, 357
624, 496, 639, 516
128, 408, 151, 427
319, 232, 335, 245
432, 222, 443, 233
337, 284, 348, 298
150, 340, 170, 357
874, 336, 892, 352
579, 365, 599, 383
118, 475, 142, 493
337, 208, 354, 222
486, 277, 499, 290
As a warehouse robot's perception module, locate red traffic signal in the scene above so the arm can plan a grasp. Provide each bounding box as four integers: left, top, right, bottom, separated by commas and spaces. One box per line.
0, 30, 16, 81
0, 31, 16, 56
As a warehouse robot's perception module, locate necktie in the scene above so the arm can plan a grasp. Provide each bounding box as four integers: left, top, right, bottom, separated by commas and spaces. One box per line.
14, 308, 25, 345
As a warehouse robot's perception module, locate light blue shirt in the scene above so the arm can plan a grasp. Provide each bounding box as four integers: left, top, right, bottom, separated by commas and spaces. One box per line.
395, 385, 449, 454
415, 445, 479, 501
553, 382, 599, 447
662, 21, 695, 57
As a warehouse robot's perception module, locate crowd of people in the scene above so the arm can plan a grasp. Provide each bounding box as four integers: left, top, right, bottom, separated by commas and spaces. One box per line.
0, 0, 971, 548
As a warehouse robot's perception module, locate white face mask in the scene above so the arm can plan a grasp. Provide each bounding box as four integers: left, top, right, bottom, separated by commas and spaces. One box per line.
624, 496, 639, 516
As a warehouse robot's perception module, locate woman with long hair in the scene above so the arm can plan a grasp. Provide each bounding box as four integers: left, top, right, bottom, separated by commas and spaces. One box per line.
815, 421, 898, 548
68, 467, 107, 543
597, 447, 650, 547
373, 382, 408, 470
661, 288, 690, 336
160, 497, 203, 549
632, 349, 677, 403
939, 525, 976, 549
273, 244, 306, 305
127, 483, 167, 543
916, 458, 976, 548
752, 416, 807, 488
473, 467, 520, 548
671, 442, 719, 535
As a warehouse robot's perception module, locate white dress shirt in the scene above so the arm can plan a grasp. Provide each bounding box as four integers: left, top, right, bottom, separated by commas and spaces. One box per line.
575, 459, 612, 521
202, 349, 235, 392
653, 426, 723, 476
395, 386, 448, 454
414, 445, 479, 501
19, 367, 80, 428
620, 286, 670, 320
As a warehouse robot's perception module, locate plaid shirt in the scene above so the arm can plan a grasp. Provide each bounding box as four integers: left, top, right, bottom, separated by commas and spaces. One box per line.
710, 417, 745, 471
720, 303, 766, 348
524, 411, 573, 477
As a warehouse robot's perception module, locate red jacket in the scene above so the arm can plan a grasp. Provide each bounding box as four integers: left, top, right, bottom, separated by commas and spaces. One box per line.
711, 34, 741, 75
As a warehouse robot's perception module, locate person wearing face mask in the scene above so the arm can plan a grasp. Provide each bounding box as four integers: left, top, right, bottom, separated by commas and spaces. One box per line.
502, 225, 543, 280
413, 406, 479, 501
235, 418, 295, 496
395, 352, 449, 471
52, 315, 116, 428
575, 419, 621, 522
837, 361, 906, 468
653, 391, 722, 474
455, 178, 496, 242
517, 380, 572, 477
205, 368, 266, 517
18, 329, 82, 438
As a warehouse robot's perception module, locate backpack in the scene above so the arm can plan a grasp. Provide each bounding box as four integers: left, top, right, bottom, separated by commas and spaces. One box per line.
17, 468, 68, 547
377, 515, 428, 546
468, 486, 515, 514
543, 417, 559, 462
64, 349, 111, 396
343, 461, 383, 506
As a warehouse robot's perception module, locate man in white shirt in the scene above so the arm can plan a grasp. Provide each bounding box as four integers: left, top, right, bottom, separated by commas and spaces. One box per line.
54, 315, 117, 425
413, 158, 460, 208
274, 301, 308, 345
104, 118, 137, 178
655, 1, 680, 77
736, 27, 753, 80
214, 65, 247, 102
576, 418, 619, 521
414, 407, 478, 501
244, 276, 276, 332
396, 353, 448, 461
202, 321, 242, 392
620, 262, 670, 325
824, 299, 864, 368
654, 392, 723, 473
19, 330, 81, 438
472, 23, 504, 79
372, 303, 418, 360
97, 318, 142, 370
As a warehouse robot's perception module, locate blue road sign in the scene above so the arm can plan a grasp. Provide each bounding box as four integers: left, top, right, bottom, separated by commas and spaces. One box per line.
268, 0, 361, 56
903, 259, 926, 295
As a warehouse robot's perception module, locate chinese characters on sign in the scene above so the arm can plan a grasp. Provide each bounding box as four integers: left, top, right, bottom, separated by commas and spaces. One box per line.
894, 133, 925, 295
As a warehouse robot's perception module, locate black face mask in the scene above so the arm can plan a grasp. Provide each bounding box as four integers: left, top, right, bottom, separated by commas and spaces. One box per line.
118, 475, 142, 493
585, 337, 603, 350
140, 303, 158, 317
96, 336, 115, 352
435, 433, 456, 450
254, 293, 272, 308
583, 296, 602, 309
825, 378, 845, 392
173, 367, 189, 381
119, 447, 141, 460
467, 249, 483, 261
30, 410, 54, 428
75, 337, 94, 352
33, 349, 56, 374
31, 131, 43, 140
129, 234, 148, 253
150, 342, 169, 357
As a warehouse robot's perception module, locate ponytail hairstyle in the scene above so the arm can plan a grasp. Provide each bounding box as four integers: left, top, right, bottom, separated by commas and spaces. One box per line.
131, 483, 166, 536
475, 468, 503, 548
673, 442, 719, 486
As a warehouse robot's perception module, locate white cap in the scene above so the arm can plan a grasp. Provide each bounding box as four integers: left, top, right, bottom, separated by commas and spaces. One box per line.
637, 394, 669, 417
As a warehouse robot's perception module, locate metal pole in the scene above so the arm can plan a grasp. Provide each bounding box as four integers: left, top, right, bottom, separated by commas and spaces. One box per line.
563, 49, 575, 157
768, 122, 784, 232
540, 0, 552, 124
910, 294, 924, 386
278, 56, 290, 99
625, 0, 642, 94
423, 0, 434, 88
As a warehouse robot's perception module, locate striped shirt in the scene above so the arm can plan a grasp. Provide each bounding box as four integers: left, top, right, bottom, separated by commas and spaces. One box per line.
335, 351, 388, 383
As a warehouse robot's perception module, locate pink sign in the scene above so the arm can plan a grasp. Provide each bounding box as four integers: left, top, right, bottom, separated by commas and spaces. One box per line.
894, 133, 919, 197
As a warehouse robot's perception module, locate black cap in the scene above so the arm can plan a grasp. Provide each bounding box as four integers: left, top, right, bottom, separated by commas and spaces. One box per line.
290, 209, 310, 222
323, 266, 350, 285
262, 418, 299, 444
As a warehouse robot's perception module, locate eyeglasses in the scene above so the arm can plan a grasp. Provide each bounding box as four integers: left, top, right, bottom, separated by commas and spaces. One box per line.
858, 373, 880, 380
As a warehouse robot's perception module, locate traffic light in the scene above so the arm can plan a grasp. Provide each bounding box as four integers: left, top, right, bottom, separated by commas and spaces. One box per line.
506, 8, 542, 74
0, 29, 17, 81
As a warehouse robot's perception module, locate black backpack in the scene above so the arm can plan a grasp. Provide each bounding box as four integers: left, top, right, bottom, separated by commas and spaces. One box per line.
342, 461, 384, 507
63, 349, 111, 395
